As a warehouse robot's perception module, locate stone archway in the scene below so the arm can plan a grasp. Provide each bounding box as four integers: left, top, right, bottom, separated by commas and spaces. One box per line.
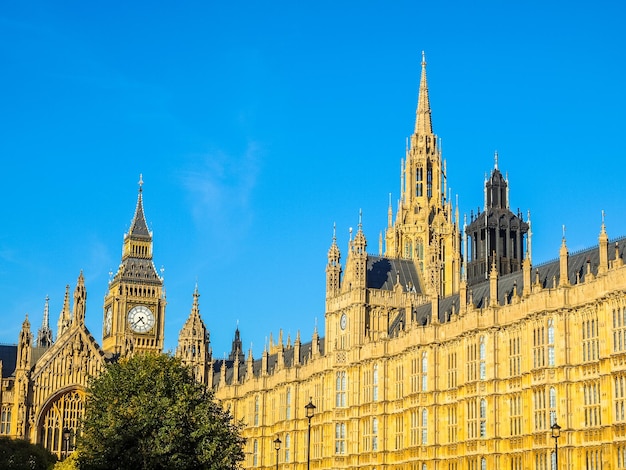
37, 388, 86, 458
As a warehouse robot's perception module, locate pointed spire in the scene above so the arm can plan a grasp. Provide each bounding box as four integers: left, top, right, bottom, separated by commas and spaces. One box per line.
37, 295, 53, 347
129, 174, 151, 239
559, 230, 569, 287
18, 315, 32, 369
599, 210, 609, 275
57, 285, 72, 337
73, 271, 87, 326
414, 51, 433, 135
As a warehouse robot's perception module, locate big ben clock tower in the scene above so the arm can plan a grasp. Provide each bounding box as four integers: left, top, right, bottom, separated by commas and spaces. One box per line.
102, 175, 166, 355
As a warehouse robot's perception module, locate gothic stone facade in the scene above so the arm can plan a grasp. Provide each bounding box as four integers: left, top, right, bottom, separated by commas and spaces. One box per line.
2, 56, 626, 469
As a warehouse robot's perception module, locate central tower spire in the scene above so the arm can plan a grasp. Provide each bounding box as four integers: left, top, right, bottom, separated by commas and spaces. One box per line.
414, 51, 433, 136
385, 52, 461, 297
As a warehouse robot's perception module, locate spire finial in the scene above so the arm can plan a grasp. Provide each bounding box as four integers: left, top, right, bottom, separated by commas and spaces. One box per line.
138, 173, 144, 192
602, 209, 606, 225
494, 150, 498, 170
414, 50, 433, 135
358, 208, 363, 229
562, 224, 566, 240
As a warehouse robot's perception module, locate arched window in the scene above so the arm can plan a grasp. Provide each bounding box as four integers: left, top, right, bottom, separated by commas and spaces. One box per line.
480, 399, 487, 437
373, 364, 379, 401
479, 336, 486, 380
421, 408, 428, 444
285, 433, 291, 462
549, 387, 557, 425
422, 351, 428, 391
39, 389, 85, 458
254, 395, 260, 426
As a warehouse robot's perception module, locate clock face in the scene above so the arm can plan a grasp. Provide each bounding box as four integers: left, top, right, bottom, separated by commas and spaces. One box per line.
127, 305, 155, 334
104, 307, 112, 336
340, 313, 347, 330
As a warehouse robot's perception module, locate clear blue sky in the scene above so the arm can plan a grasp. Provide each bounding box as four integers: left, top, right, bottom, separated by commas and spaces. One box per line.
1, 1, 625, 357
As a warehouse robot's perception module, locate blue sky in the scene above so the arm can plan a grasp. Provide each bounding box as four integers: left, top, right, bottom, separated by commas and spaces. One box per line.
1, 1, 625, 357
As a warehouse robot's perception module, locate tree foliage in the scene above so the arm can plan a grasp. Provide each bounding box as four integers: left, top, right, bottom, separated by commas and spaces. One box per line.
0, 436, 57, 470
76, 353, 245, 470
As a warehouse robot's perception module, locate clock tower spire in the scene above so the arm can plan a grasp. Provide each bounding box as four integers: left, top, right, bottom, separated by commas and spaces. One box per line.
102, 175, 166, 355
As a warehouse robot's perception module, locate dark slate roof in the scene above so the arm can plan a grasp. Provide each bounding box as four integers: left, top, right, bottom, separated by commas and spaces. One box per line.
129, 192, 151, 240
367, 256, 423, 293
213, 337, 326, 387
388, 236, 626, 337
466, 236, 626, 308
118, 258, 161, 284
0, 345, 17, 378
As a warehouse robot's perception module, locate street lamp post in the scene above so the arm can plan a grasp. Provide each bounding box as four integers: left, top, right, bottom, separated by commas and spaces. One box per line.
62, 428, 71, 460
551, 421, 561, 469
305, 397, 316, 470
273, 436, 281, 470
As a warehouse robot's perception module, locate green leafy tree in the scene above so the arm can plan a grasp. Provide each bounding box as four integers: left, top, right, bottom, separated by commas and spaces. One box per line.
76, 353, 245, 470
0, 436, 57, 470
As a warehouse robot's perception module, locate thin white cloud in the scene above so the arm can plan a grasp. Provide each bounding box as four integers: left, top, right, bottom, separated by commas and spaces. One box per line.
180, 142, 261, 231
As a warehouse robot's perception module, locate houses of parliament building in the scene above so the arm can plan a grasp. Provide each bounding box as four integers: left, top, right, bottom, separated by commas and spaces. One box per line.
2, 54, 626, 470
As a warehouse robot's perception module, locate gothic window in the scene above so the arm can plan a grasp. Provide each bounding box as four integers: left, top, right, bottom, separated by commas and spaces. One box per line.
39, 389, 85, 458
373, 364, 379, 402
421, 409, 428, 444
583, 316, 599, 362
395, 364, 404, 399
614, 306, 626, 352
285, 433, 291, 462
549, 387, 557, 425
394, 414, 404, 450
479, 399, 487, 438
410, 410, 419, 446
447, 405, 457, 443
533, 319, 555, 369
615, 374, 626, 422
286, 387, 291, 420
479, 337, 486, 380
405, 240, 413, 259
254, 395, 260, 426
510, 394, 522, 436
584, 381, 601, 427
335, 422, 346, 454
467, 340, 478, 382
447, 350, 457, 388
416, 166, 424, 197
533, 387, 547, 431
481, 457, 486, 470
586, 449, 603, 470
548, 319, 555, 366
509, 334, 521, 376
252, 439, 258, 466
467, 398, 478, 439
336, 371, 347, 407
421, 352, 428, 391
372, 417, 379, 451
618, 444, 626, 468
0, 406, 11, 435
412, 356, 419, 393
417, 238, 424, 272
426, 164, 433, 199
535, 452, 548, 470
